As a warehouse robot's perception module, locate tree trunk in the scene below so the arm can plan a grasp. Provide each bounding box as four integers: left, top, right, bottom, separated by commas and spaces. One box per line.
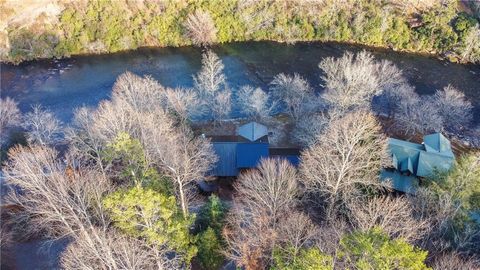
178, 179, 189, 218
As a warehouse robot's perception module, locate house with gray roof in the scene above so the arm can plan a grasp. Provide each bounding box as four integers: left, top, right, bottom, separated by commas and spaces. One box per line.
383, 133, 455, 193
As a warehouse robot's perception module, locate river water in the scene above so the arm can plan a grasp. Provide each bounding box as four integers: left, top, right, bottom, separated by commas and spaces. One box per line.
1, 41, 480, 123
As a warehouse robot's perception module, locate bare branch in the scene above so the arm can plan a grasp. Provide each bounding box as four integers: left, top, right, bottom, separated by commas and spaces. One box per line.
319, 51, 404, 113
393, 95, 444, 136
269, 73, 316, 120
0, 97, 21, 145
291, 112, 330, 147
193, 50, 226, 97
183, 10, 217, 47
4, 145, 177, 269
223, 158, 300, 269
22, 104, 63, 146
347, 195, 429, 243
0, 97, 21, 131
432, 85, 473, 131
237, 85, 276, 122
299, 110, 389, 219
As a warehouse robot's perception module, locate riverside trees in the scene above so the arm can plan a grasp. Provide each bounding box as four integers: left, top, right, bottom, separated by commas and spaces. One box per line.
3, 70, 218, 268
319, 51, 474, 137
194, 50, 232, 124
183, 10, 218, 47
0, 97, 21, 146
6, 1, 479, 64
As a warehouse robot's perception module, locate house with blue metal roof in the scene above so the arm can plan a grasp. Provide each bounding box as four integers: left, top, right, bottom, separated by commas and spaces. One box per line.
382, 133, 455, 193
209, 122, 299, 177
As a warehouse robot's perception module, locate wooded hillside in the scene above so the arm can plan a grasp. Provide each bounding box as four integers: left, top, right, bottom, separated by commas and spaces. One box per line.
0, 0, 479, 63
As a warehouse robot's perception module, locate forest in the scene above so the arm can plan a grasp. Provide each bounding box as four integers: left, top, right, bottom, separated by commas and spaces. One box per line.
1, 0, 480, 64
1, 0, 480, 269
1, 48, 479, 269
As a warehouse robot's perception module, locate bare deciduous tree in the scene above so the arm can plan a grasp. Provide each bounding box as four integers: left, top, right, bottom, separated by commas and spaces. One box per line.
276, 211, 320, 257
88, 99, 140, 144
347, 195, 429, 243
110, 71, 206, 123
4, 146, 110, 238
212, 90, 232, 124
111, 72, 163, 113
183, 10, 217, 47
22, 104, 63, 146
163, 87, 205, 122
141, 114, 217, 217
299, 111, 389, 219
269, 73, 316, 121
0, 97, 21, 132
319, 51, 378, 112
394, 95, 444, 136
69, 72, 217, 218
431, 252, 480, 270
235, 158, 299, 226
432, 85, 473, 131
319, 51, 404, 113
237, 85, 275, 121
410, 187, 461, 255
61, 227, 178, 270
0, 97, 21, 145
223, 205, 275, 270
381, 83, 419, 118
375, 59, 407, 89
65, 106, 112, 179
4, 145, 177, 269
193, 50, 226, 97
224, 158, 299, 269
291, 112, 330, 147
193, 50, 231, 122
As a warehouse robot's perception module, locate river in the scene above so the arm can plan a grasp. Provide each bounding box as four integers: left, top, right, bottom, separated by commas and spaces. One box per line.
1, 41, 480, 124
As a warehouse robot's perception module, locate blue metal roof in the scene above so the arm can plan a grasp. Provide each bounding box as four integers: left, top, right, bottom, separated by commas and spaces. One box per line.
211, 142, 239, 177
283, 155, 300, 166
236, 143, 269, 168
211, 142, 269, 177
269, 155, 300, 166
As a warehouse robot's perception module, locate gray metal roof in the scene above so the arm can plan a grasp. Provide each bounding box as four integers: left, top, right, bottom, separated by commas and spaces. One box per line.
388, 133, 455, 179
423, 133, 454, 157
237, 122, 268, 142
380, 169, 419, 194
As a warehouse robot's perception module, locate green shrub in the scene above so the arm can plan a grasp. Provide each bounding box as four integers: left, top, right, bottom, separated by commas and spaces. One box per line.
454, 12, 478, 40
103, 186, 197, 264
339, 227, 430, 270
427, 152, 480, 216
195, 195, 228, 269
196, 194, 227, 233
271, 246, 333, 270
197, 227, 224, 269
